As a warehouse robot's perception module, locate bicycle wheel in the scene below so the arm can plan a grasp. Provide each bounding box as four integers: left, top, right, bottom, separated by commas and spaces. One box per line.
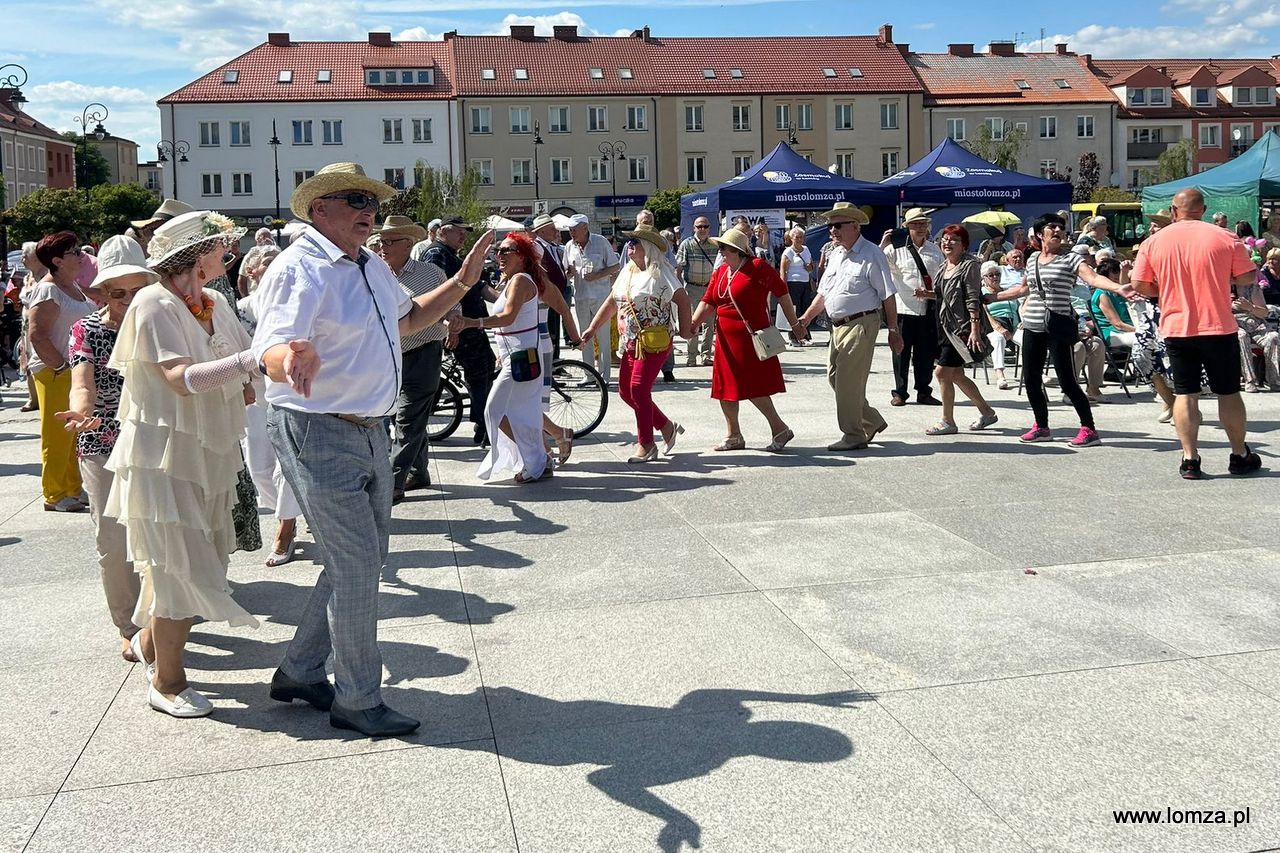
549, 358, 607, 438
427, 380, 464, 442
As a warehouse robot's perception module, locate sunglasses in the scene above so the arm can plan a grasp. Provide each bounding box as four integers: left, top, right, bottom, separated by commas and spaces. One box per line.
379, 236, 411, 246
828, 222, 854, 230
64, 246, 83, 257
106, 287, 148, 300
321, 192, 380, 212
495, 246, 518, 255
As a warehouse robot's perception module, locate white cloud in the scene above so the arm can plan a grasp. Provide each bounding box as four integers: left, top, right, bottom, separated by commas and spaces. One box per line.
914, 22, 937, 30
30, 82, 153, 104
1163, 0, 1280, 28
1021, 22, 1270, 58
393, 26, 443, 41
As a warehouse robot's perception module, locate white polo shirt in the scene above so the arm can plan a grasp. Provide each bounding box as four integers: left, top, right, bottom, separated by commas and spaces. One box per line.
563, 233, 618, 292
252, 226, 411, 417
818, 236, 897, 320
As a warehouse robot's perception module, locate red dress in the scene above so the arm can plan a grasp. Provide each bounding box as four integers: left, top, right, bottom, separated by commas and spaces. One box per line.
703, 257, 789, 401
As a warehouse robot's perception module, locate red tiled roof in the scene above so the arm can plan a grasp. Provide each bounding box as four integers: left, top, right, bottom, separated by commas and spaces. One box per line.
1117, 65, 1173, 87
450, 34, 657, 96
159, 40, 455, 103
909, 53, 1116, 104
0, 93, 74, 145
1091, 58, 1280, 87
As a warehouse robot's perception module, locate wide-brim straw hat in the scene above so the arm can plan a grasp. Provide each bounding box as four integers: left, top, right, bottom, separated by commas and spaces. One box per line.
708, 228, 752, 256
146, 210, 247, 272
291, 162, 396, 222
130, 198, 194, 229
621, 223, 669, 254
818, 201, 870, 225
902, 207, 932, 224
374, 215, 427, 243
531, 213, 557, 231
1148, 209, 1172, 227
89, 235, 160, 289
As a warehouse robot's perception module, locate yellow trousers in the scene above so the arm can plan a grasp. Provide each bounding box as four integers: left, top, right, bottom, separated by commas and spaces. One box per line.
31, 367, 82, 504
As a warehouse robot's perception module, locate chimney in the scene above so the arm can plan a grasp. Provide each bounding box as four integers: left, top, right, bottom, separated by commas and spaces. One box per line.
630, 26, 653, 42
948, 43, 975, 57
878, 24, 893, 45
553, 25, 578, 41
1055, 42, 1069, 55
443, 30, 456, 41
510, 25, 536, 41
897, 43, 910, 57
368, 32, 393, 47
989, 41, 1016, 57
267, 32, 290, 47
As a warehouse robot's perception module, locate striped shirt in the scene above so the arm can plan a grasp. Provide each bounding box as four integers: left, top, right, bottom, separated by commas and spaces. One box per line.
395, 258, 451, 350
1021, 251, 1084, 333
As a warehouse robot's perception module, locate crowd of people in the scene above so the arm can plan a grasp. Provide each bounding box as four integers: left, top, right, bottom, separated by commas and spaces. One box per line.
2, 156, 1275, 735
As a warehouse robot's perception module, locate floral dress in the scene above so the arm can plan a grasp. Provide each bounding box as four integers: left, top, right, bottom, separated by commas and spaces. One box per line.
68, 311, 123, 458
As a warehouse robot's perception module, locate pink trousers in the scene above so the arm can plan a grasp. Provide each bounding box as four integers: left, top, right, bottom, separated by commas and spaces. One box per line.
619, 345, 672, 446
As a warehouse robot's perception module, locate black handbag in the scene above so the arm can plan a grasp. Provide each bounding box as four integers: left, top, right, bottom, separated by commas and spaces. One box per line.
232, 458, 261, 553
1032, 259, 1081, 342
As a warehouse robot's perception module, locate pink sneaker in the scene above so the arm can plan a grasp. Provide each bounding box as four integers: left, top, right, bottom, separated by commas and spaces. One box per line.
1070, 427, 1101, 447
1019, 426, 1052, 443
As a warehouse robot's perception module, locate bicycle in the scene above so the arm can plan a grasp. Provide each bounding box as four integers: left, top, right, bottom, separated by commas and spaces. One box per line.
428, 349, 608, 442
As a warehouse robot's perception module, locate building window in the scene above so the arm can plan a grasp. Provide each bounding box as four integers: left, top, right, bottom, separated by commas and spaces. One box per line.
278, 70, 293, 84
201, 173, 222, 196
291, 120, 312, 145
229, 121, 250, 147
587, 106, 607, 132
880, 102, 899, 130
322, 119, 343, 145
835, 104, 854, 131
1255, 86, 1273, 105
514, 68, 528, 80
1193, 87, 1213, 106
797, 103, 813, 131
1039, 116, 1058, 139
471, 159, 493, 185
628, 156, 648, 182
1132, 128, 1163, 143
231, 172, 253, 195
686, 155, 706, 184
589, 68, 604, 80
510, 107, 531, 134
1236, 87, 1254, 105
1128, 88, 1146, 106
732, 104, 751, 132
1199, 124, 1221, 147
1038, 159, 1057, 178
1077, 116, 1094, 138
1015, 79, 1031, 90
589, 157, 609, 183
382, 118, 403, 143
685, 104, 704, 132
881, 151, 899, 178
733, 154, 751, 173
619, 67, 634, 79
946, 118, 966, 141
412, 118, 432, 143
549, 106, 570, 133
384, 168, 405, 190
316, 69, 331, 83
481, 69, 495, 81
775, 104, 790, 130
835, 151, 855, 177
550, 158, 571, 184
293, 169, 315, 187
626, 105, 647, 131
1054, 78, 1071, 89
223, 70, 239, 84
984, 118, 1005, 141
511, 158, 532, 185
470, 107, 491, 134
199, 122, 220, 147
1149, 88, 1166, 105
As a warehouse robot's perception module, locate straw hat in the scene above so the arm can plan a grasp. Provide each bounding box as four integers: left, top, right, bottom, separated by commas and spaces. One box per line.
1148, 209, 1172, 227
621, 223, 669, 254
374, 215, 427, 242
818, 201, 870, 225
902, 207, 932, 224
130, 198, 194, 229
290, 163, 396, 222
89, 235, 160, 290
708, 227, 752, 256
147, 210, 247, 273
531, 213, 557, 231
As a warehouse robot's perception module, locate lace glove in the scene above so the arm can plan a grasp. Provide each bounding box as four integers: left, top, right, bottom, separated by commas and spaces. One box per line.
182, 350, 259, 394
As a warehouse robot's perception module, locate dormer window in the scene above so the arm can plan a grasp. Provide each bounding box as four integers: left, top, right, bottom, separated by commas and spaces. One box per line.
514, 68, 528, 80
1149, 87, 1166, 105
849, 68, 863, 78
589, 68, 604, 79
1054, 79, 1070, 89
1129, 87, 1146, 105
730, 68, 743, 78
1256, 86, 1274, 105
366, 68, 435, 86
823, 68, 836, 78
1236, 87, 1254, 105
702, 69, 716, 79
316, 69, 331, 83
619, 67, 634, 79
278, 70, 293, 84
1015, 79, 1031, 90
1194, 87, 1213, 106
223, 70, 239, 84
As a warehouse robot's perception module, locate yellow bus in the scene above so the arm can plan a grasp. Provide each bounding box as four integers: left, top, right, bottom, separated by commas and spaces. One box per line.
1070, 202, 1144, 253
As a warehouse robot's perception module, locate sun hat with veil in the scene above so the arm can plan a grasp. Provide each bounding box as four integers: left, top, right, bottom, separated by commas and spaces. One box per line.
146, 210, 247, 273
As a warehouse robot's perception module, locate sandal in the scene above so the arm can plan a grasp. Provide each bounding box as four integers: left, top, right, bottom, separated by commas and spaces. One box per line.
969, 412, 999, 431
713, 435, 746, 451
515, 465, 555, 484
925, 420, 958, 436
765, 428, 794, 452
265, 538, 297, 567
555, 428, 573, 463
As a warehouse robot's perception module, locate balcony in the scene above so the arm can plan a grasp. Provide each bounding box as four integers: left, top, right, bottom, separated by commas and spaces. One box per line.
1127, 141, 1169, 160
1230, 142, 1253, 158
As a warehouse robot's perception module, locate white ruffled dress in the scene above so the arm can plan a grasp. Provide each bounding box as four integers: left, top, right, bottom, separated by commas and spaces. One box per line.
104, 286, 259, 629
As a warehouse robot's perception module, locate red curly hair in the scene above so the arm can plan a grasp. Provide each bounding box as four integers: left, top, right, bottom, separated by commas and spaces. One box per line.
499, 231, 551, 295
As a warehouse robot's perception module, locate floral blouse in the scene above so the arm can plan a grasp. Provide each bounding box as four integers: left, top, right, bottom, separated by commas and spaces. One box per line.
610, 262, 683, 351
68, 311, 122, 458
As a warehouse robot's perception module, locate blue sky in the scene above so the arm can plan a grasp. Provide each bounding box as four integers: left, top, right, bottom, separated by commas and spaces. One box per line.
6, 0, 1279, 155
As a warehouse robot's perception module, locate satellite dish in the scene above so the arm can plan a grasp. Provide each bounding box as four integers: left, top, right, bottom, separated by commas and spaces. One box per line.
1231, 127, 1243, 141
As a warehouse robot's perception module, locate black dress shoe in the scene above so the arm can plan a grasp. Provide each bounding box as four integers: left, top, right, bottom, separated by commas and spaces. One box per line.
269, 669, 335, 711
403, 473, 431, 491
662, 371, 676, 383
330, 702, 420, 737
392, 489, 406, 505
916, 394, 943, 406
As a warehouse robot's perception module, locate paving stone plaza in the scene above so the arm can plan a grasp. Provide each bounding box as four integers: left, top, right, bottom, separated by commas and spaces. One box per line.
2, 341, 1277, 853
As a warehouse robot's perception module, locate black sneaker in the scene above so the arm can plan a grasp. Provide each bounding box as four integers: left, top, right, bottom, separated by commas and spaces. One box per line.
1179, 457, 1203, 480
1228, 445, 1262, 476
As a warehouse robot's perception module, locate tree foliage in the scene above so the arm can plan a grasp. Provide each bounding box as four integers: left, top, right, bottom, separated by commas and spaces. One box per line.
411, 163, 493, 238
61, 131, 111, 190
646, 186, 692, 230
88, 183, 158, 239
1090, 186, 1139, 203
1141, 138, 1196, 185
1074, 152, 1101, 202
966, 122, 1029, 170
6, 183, 159, 244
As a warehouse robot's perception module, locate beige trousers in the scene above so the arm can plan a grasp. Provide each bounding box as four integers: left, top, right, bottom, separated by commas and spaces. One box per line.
79, 454, 140, 639
828, 314, 887, 444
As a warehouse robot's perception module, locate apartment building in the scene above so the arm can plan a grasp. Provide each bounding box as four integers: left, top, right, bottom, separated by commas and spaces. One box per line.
157, 32, 457, 219
1, 88, 76, 205
94, 135, 141, 186
911, 42, 1118, 184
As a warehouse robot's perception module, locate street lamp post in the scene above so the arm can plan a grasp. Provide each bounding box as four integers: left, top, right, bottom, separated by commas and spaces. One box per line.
74, 102, 109, 200
156, 139, 190, 201
0, 64, 29, 272
787, 122, 798, 146
269, 120, 282, 246
597, 140, 627, 229
532, 120, 544, 209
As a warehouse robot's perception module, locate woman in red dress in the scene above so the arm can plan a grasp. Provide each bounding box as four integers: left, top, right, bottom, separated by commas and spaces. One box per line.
691, 228, 806, 452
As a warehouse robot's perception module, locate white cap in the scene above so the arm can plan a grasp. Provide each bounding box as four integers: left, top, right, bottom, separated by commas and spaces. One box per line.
428, 218, 442, 230
569, 214, 590, 227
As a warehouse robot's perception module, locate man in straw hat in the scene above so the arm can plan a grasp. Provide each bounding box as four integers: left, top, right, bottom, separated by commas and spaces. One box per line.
368, 215, 453, 502
129, 198, 194, 253
531, 213, 570, 358
881, 207, 944, 407
252, 163, 494, 737
798, 202, 903, 451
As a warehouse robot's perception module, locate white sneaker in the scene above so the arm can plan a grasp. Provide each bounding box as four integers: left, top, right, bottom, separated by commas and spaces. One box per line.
148, 685, 213, 718
44, 496, 86, 513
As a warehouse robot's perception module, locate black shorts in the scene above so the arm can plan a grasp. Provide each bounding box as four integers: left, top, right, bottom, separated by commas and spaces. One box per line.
1165, 333, 1240, 396
935, 339, 968, 368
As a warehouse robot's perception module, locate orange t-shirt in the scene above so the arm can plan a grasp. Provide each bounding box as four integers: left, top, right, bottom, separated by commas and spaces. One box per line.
1130, 219, 1253, 338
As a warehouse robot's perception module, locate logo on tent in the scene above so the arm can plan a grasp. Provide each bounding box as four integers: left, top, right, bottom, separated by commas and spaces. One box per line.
935, 166, 967, 179
762, 171, 793, 184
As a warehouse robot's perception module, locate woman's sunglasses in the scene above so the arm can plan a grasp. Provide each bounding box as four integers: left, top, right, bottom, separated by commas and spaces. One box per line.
320, 192, 380, 211
495, 246, 518, 255
106, 287, 147, 300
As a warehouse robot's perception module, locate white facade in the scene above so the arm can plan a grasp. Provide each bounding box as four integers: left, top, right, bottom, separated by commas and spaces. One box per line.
157, 100, 458, 218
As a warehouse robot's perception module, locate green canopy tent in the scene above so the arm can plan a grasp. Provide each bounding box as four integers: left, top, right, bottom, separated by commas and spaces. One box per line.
1141, 131, 1280, 232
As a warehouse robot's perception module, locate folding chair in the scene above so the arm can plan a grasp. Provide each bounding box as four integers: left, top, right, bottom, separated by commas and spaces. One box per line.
1085, 299, 1133, 399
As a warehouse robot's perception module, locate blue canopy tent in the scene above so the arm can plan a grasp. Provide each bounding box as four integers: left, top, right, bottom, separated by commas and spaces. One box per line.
680, 142, 899, 239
